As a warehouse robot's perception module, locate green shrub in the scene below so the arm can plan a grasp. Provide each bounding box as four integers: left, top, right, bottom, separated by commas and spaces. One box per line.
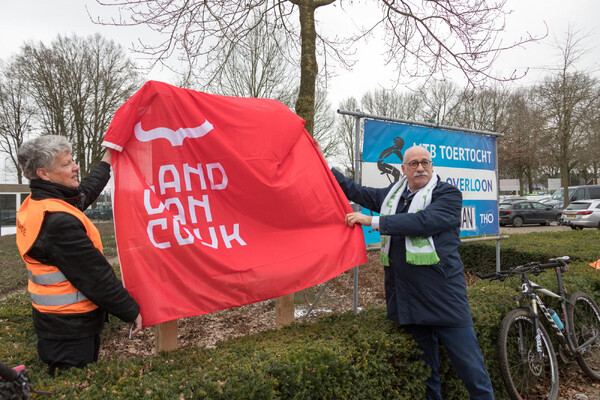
1, 307, 427, 399
460, 230, 600, 275
2, 229, 600, 398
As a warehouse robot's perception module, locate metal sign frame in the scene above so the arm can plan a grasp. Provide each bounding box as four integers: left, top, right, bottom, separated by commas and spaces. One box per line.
337, 109, 506, 313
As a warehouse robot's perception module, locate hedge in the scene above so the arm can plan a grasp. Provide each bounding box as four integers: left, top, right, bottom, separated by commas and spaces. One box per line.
0, 230, 599, 399
460, 229, 600, 275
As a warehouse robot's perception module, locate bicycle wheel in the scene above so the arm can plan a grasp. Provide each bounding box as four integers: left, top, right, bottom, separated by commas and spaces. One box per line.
498, 308, 559, 400
567, 291, 600, 381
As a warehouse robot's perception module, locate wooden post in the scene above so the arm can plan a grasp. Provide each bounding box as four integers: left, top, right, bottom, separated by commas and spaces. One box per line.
275, 293, 295, 328
154, 320, 178, 353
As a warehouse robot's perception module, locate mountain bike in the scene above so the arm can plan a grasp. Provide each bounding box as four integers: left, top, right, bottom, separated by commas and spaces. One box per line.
0, 361, 51, 399
477, 256, 600, 400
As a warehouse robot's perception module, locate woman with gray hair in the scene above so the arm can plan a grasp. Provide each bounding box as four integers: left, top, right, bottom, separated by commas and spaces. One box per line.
15, 135, 142, 376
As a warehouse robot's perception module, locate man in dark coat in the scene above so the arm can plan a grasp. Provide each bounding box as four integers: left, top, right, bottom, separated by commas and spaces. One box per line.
332, 145, 494, 400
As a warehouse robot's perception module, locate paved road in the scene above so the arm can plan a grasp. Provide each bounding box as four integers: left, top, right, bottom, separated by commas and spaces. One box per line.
499, 224, 572, 235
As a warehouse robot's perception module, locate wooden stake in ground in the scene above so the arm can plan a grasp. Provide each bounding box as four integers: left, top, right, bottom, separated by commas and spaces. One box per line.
275, 293, 295, 328
155, 320, 178, 353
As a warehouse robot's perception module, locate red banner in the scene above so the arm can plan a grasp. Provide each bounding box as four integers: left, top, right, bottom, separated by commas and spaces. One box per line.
102, 81, 367, 327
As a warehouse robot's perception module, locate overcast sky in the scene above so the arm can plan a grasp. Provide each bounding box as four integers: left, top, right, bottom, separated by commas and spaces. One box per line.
1, 0, 599, 182
2, 1, 599, 101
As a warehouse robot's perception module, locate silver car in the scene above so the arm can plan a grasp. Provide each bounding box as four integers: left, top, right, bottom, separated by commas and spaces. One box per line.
561, 200, 600, 230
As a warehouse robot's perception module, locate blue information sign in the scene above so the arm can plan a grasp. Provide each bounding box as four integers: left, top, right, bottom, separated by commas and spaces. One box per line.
360, 119, 499, 244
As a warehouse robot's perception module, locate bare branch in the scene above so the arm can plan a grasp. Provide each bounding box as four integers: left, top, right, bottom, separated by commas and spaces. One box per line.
378, 0, 545, 87
90, 0, 547, 135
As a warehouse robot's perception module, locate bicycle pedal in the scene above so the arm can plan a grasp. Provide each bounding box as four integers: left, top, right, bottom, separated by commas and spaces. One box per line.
558, 346, 574, 364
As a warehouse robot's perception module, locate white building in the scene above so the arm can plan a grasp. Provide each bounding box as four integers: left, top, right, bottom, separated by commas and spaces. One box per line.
0, 184, 30, 236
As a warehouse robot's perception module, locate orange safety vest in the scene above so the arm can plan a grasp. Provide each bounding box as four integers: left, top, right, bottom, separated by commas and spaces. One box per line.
16, 196, 102, 314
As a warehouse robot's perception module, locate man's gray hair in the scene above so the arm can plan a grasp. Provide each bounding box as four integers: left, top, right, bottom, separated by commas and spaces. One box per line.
18, 135, 72, 181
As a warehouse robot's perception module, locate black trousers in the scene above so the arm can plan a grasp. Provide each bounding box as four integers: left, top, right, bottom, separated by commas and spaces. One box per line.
37, 334, 100, 376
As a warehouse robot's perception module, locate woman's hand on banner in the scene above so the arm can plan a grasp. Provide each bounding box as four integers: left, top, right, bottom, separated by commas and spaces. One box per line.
129, 313, 143, 338
101, 148, 113, 164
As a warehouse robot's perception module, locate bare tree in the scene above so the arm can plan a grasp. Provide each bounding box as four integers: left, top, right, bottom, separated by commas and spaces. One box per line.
84, 35, 142, 170
199, 10, 339, 165
376, 1, 540, 87
312, 87, 339, 158
589, 115, 600, 184
93, 0, 540, 137
334, 97, 360, 177
15, 34, 140, 177
205, 12, 297, 105
535, 29, 600, 206
449, 84, 511, 132
361, 88, 423, 120
577, 95, 600, 185
497, 88, 546, 193
417, 80, 462, 125
0, 59, 36, 184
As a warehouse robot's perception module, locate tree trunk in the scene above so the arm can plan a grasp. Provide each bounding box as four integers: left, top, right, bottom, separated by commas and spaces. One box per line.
561, 157, 570, 208
294, 1, 319, 136
527, 166, 533, 193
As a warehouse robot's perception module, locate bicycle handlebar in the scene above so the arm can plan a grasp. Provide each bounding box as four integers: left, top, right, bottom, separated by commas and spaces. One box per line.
0, 361, 18, 382
476, 257, 570, 281
0, 362, 52, 398
476, 271, 504, 280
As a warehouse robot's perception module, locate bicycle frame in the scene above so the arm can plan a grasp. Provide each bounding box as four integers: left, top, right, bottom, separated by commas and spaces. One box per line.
519, 266, 599, 357
480, 257, 600, 398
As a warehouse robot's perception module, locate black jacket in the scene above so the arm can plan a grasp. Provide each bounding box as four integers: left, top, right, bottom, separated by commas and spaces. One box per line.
26, 162, 140, 340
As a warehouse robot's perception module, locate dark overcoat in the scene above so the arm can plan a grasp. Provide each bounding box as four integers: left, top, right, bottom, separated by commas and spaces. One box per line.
332, 168, 473, 327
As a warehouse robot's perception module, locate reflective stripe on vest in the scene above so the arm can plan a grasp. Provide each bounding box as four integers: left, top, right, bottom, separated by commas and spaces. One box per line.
16, 196, 101, 314
29, 291, 88, 306
28, 269, 68, 285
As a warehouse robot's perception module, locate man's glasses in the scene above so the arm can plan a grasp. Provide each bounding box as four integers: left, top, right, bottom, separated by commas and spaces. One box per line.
405, 160, 432, 169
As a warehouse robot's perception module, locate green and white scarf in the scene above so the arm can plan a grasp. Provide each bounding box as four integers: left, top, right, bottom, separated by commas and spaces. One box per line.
379, 172, 440, 266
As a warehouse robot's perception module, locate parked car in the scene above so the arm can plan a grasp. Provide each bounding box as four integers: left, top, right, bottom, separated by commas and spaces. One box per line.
499, 200, 562, 227
84, 204, 113, 220
561, 200, 600, 230
523, 194, 551, 203
498, 196, 527, 204
544, 185, 600, 209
